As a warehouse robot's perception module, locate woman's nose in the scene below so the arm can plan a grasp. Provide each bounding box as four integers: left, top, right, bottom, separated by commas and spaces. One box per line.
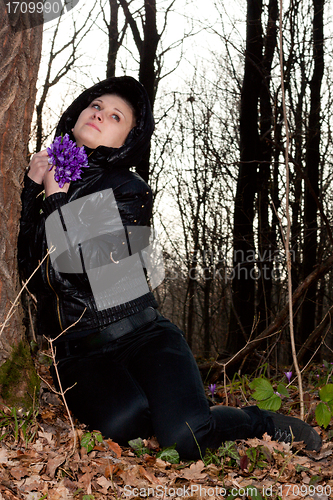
93, 111, 103, 122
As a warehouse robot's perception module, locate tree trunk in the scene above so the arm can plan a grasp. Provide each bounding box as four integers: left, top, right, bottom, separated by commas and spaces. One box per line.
257, 0, 278, 333
107, 0, 120, 78
0, 6, 42, 404
299, 0, 324, 349
136, 0, 160, 182
227, 0, 263, 354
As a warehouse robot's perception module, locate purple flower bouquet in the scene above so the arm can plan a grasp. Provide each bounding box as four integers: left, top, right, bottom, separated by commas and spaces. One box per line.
47, 134, 89, 188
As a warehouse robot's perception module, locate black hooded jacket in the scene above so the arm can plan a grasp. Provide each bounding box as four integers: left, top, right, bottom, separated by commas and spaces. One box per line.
18, 76, 158, 339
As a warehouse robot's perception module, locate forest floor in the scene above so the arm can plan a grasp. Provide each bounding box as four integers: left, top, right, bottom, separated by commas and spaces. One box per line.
0, 356, 332, 500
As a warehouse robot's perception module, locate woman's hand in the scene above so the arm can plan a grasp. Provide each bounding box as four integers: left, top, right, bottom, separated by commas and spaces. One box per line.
27, 149, 50, 185
43, 165, 70, 197
28, 149, 70, 197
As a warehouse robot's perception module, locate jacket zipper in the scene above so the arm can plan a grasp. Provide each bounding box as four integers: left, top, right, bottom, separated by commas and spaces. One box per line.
46, 253, 63, 331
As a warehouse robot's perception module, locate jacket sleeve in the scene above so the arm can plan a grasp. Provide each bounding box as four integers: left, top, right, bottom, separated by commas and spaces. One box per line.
17, 174, 68, 288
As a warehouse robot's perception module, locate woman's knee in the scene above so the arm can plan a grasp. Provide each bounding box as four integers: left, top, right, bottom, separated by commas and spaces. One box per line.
98, 402, 153, 445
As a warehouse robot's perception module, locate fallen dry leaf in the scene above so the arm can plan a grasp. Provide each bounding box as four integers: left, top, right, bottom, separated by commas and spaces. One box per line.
46, 454, 66, 478
104, 463, 122, 478
97, 475, 114, 490
9, 466, 29, 481
139, 464, 161, 484
106, 439, 122, 458
78, 471, 92, 495
182, 460, 207, 480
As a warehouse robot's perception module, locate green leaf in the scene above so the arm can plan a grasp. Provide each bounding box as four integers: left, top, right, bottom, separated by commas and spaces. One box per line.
226, 493, 239, 500
315, 402, 332, 428
81, 432, 95, 453
128, 437, 150, 457
309, 475, 321, 485
218, 441, 239, 460
128, 437, 144, 450
247, 486, 263, 500
224, 441, 239, 460
295, 464, 309, 473
257, 394, 281, 411
319, 384, 333, 403
246, 447, 257, 463
250, 378, 274, 401
156, 447, 180, 464
277, 383, 289, 397
93, 431, 103, 443
257, 460, 267, 468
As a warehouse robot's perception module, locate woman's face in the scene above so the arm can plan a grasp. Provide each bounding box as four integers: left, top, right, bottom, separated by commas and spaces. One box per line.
72, 94, 136, 149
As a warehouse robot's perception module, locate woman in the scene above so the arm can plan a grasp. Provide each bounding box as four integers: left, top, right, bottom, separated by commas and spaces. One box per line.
18, 76, 321, 459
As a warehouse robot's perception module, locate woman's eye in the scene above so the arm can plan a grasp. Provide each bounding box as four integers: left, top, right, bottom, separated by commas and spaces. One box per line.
111, 114, 120, 122
92, 103, 100, 110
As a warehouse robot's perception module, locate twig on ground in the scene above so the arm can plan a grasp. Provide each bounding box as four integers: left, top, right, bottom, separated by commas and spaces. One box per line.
43, 309, 86, 456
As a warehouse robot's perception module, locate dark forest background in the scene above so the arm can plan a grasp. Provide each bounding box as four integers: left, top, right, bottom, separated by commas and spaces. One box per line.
1, 0, 332, 403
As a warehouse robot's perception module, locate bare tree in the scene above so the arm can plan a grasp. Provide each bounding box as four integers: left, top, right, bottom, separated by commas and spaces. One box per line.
227, 0, 264, 354
156, 71, 238, 356
299, 0, 324, 349
35, 1, 98, 153
0, 5, 42, 404
103, 0, 193, 182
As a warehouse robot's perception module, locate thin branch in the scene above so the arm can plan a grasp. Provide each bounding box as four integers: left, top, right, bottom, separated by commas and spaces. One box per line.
43, 308, 86, 456
0, 248, 55, 337
279, 0, 304, 420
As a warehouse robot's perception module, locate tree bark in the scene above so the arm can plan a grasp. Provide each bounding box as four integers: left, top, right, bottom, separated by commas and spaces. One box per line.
117, 0, 160, 182
0, 7, 42, 366
257, 0, 278, 333
107, 0, 120, 78
299, 0, 324, 348
227, 0, 263, 353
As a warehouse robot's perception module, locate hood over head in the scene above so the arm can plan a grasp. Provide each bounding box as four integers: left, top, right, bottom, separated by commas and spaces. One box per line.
55, 76, 154, 168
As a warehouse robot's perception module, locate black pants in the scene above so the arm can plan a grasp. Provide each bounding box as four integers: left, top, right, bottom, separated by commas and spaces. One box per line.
52, 315, 274, 459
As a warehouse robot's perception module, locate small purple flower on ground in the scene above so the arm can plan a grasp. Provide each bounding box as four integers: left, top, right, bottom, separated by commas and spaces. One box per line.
284, 371, 292, 383
208, 383, 216, 399
47, 134, 89, 188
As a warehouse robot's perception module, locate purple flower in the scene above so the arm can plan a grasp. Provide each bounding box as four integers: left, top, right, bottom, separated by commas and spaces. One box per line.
284, 371, 292, 383
47, 134, 89, 188
208, 383, 216, 399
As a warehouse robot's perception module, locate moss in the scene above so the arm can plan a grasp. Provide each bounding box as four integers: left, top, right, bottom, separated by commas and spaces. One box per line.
0, 341, 39, 409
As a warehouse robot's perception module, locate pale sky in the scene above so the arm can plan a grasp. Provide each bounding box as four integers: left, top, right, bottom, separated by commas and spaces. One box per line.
37, 0, 246, 129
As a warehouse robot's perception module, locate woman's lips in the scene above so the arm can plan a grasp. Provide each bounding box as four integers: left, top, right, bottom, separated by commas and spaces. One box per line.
86, 122, 101, 132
